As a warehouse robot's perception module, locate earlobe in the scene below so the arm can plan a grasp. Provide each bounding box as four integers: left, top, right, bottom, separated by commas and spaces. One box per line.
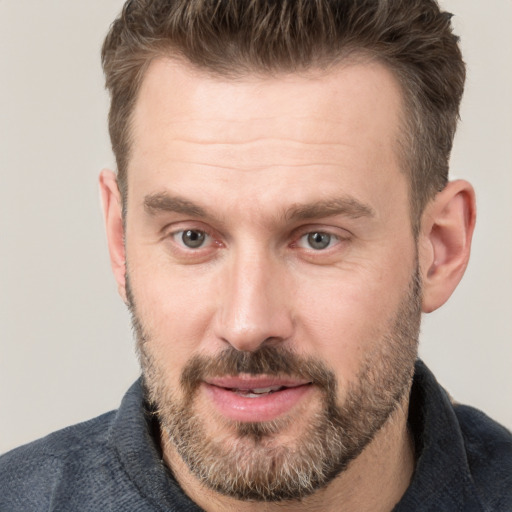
99, 169, 127, 303
419, 180, 476, 313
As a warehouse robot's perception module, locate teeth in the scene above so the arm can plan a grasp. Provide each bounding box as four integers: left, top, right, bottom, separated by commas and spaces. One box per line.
250, 386, 281, 393
233, 386, 284, 397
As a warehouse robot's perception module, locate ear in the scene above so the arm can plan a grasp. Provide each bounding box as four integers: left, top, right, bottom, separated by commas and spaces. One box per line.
99, 169, 127, 303
419, 180, 476, 313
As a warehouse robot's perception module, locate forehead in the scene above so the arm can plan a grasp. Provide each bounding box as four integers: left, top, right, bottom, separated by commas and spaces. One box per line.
131, 56, 405, 149
127, 57, 408, 220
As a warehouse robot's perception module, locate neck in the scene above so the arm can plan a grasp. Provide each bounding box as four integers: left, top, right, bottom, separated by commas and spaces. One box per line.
162, 398, 415, 512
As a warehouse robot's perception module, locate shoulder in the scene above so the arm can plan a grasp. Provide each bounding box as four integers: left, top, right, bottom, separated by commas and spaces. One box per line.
454, 403, 512, 511
0, 410, 118, 511
0, 409, 118, 470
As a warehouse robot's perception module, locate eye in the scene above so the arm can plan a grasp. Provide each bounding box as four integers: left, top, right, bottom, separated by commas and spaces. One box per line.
298, 231, 337, 250
173, 229, 210, 249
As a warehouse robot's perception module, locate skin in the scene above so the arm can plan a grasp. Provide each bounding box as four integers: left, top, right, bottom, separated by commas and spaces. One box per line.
100, 57, 476, 511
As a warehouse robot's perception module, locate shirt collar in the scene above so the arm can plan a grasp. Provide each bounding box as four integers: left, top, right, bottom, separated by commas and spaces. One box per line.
393, 360, 485, 511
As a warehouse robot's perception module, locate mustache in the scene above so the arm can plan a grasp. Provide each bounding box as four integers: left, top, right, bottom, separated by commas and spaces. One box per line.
179, 345, 337, 398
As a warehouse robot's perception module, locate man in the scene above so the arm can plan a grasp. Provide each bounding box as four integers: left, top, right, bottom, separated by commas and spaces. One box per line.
1, 0, 511, 510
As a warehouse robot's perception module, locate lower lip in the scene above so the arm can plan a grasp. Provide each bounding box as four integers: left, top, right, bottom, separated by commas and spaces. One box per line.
203, 383, 313, 422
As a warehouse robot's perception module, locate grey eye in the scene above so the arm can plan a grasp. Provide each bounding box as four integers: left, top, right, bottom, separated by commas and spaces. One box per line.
181, 230, 206, 248
306, 232, 332, 250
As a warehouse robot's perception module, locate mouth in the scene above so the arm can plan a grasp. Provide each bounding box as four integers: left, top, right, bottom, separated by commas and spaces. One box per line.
205, 375, 312, 395
202, 376, 314, 422
228, 385, 289, 398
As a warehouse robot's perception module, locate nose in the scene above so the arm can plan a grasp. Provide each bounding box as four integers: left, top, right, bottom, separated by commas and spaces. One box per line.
213, 248, 294, 352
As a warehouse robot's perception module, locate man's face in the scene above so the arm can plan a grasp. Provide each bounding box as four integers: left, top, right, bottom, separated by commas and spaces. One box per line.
123, 58, 421, 500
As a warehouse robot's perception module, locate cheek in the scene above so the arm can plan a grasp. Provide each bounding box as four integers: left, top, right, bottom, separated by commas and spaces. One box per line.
128, 260, 219, 383
294, 265, 409, 390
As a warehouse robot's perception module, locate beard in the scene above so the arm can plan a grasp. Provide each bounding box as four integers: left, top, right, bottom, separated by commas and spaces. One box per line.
127, 268, 421, 502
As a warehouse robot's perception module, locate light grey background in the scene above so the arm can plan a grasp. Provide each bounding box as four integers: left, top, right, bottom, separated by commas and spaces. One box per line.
1, 1, 511, 454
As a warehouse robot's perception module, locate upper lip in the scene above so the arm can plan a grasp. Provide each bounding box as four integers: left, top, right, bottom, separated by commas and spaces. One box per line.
204, 375, 312, 390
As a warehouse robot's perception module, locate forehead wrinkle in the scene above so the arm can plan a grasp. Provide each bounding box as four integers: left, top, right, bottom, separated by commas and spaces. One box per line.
149, 116, 354, 147
169, 137, 345, 146
161, 161, 351, 173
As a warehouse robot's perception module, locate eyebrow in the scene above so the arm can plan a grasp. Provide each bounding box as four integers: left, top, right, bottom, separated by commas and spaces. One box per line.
285, 197, 375, 222
144, 193, 209, 217
144, 192, 375, 222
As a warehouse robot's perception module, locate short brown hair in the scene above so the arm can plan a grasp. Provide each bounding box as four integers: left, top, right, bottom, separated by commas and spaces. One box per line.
101, 0, 465, 226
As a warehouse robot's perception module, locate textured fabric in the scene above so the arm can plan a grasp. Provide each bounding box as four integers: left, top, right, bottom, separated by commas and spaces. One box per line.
392, 361, 512, 511
1, 361, 511, 511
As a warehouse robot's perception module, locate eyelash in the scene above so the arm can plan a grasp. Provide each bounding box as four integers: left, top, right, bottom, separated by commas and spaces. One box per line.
168, 227, 219, 252
165, 225, 351, 260
294, 231, 343, 251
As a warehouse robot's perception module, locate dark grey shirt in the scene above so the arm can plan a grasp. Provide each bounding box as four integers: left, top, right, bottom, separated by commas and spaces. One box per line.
1, 361, 511, 511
